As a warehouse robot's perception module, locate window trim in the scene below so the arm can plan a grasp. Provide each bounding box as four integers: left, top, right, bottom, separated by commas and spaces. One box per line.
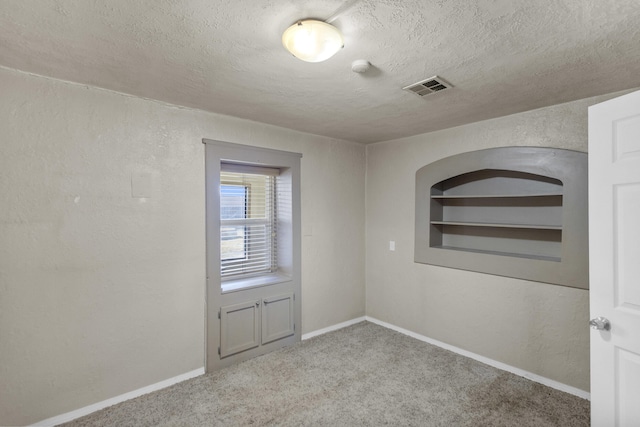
204, 139, 302, 294
220, 272, 292, 294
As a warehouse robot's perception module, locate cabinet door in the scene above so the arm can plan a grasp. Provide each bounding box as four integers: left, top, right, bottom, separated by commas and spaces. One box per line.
220, 300, 260, 358
262, 293, 295, 345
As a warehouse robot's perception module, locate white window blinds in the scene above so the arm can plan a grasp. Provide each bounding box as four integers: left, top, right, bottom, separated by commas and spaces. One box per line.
220, 163, 278, 279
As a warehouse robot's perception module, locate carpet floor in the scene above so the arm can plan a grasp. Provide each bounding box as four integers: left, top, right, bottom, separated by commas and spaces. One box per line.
60, 321, 590, 426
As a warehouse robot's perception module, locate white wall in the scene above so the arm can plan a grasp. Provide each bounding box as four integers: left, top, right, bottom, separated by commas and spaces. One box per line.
365, 90, 632, 393
0, 67, 366, 426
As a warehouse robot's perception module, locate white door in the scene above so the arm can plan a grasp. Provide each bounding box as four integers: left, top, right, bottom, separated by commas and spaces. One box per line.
589, 90, 640, 426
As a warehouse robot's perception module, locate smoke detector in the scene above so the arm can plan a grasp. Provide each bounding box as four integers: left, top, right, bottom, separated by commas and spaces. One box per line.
403, 76, 452, 97
351, 60, 370, 73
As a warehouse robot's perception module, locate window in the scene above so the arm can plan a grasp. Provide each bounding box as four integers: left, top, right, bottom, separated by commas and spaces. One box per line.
219, 164, 278, 279
220, 184, 248, 261
204, 139, 300, 296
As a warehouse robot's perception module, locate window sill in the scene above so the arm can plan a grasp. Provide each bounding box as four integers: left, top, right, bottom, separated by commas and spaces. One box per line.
221, 273, 292, 294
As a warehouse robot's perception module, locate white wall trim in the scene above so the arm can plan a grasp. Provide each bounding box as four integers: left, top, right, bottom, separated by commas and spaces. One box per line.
365, 316, 590, 400
302, 316, 366, 340
33, 317, 364, 426
30, 315, 589, 426
31, 368, 205, 426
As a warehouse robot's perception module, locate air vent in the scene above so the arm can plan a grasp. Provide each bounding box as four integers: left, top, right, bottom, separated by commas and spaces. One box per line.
403, 76, 452, 97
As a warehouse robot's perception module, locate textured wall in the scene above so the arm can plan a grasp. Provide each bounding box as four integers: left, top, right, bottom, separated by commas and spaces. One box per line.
365, 90, 631, 392
0, 67, 365, 425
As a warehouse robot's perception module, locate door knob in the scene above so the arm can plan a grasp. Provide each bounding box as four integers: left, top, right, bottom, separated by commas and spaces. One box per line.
589, 316, 610, 331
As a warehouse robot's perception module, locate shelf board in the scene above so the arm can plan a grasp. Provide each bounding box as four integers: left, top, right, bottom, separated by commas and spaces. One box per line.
431, 193, 563, 199
430, 220, 562, 230
432, 245, 561, 262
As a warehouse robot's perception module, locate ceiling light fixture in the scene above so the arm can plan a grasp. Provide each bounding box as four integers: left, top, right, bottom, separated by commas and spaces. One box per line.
282, 19, 344, 63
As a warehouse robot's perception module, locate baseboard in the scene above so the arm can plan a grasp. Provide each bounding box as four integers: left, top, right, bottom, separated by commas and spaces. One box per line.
302, 316, 366, 340
31, 315, 588, 425
34, 317, 367, 426
31, 368, 205, 426
365, 316, 590, 401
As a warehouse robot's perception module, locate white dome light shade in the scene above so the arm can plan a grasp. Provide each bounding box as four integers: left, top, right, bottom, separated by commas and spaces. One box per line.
282, 20, 344, 63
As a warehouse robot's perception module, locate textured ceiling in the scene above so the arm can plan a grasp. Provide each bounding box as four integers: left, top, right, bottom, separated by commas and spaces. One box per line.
1, 0, 639, 144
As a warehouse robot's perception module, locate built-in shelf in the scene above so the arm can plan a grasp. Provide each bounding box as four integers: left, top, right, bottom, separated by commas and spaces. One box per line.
432, 245, 561, 263
431, 193, 563, 199
414, 147, 588, 289
430, 220, 562, 230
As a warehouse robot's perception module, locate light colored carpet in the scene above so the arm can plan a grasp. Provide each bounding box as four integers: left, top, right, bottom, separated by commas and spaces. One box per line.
60, 321, 589, 426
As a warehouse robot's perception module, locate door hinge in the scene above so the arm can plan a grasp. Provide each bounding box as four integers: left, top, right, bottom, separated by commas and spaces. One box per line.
293, 293, 296, 301
218, 346, 221, 355
294, 323, 296, 331
218, 309, 221, 319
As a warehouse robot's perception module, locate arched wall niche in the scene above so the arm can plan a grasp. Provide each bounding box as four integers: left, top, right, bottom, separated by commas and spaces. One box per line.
415, 147, 588, 289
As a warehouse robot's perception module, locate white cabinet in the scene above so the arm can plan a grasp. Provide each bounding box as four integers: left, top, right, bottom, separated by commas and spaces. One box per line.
219, 293, 295, 359
220, 301, 260, 358
262, 293, 295, 345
